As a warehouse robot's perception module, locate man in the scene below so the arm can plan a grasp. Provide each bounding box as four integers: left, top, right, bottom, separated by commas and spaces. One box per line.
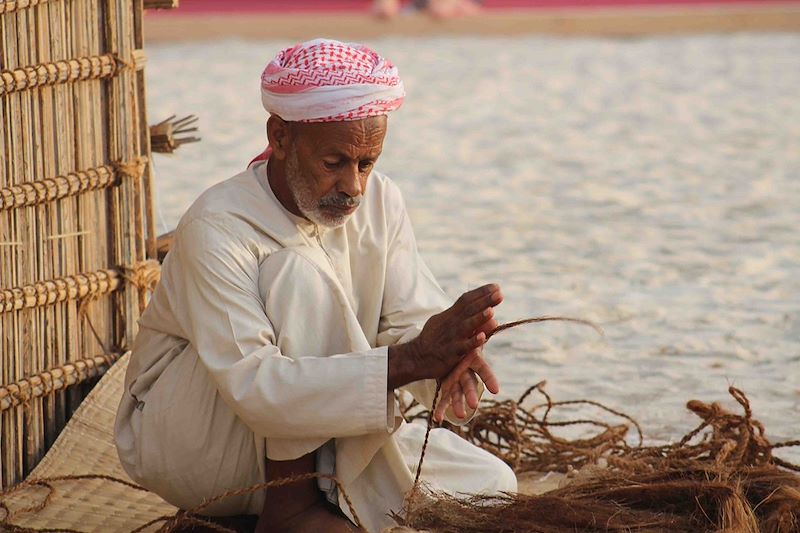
115, 39, 516, 533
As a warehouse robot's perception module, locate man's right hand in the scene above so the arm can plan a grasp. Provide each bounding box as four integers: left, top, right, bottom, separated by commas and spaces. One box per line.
387, 283, 503, 390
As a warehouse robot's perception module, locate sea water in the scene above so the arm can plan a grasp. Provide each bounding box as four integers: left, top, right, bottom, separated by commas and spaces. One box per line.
144, 34, 800, 461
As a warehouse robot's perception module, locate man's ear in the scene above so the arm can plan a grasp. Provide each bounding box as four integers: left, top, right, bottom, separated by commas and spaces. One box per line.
267, 114, 291, 159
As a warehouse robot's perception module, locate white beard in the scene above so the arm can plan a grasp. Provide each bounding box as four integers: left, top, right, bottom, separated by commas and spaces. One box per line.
285, 147, 361, 228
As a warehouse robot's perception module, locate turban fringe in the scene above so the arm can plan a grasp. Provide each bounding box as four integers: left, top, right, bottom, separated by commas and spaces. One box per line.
260, 39, 405, 123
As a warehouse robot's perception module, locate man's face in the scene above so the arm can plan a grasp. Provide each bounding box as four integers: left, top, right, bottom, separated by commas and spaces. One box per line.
284, 116, 387, 228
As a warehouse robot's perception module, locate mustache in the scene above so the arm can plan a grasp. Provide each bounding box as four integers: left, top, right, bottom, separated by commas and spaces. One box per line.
319, 193, 361, 209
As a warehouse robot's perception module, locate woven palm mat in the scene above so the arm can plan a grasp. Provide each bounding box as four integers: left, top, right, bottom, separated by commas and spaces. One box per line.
1, 355, 799, 532
0, 354, 177, 532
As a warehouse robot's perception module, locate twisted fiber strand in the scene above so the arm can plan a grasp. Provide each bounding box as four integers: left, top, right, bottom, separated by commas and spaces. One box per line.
0, 0, 57, 14
536, 398, 644, 445
78, 258, 160, 355
77, 292, 113, 356
0, 269, 120, 313
486, 316, 604, 340
0, 166, 114, 211
0, 54, 125, 95
0, 353, 121, 412
121, 260, 162, 294
0, 259, 159, 313
404, 381, 443, 522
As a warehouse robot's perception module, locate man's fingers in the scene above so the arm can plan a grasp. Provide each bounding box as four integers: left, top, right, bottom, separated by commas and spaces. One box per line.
460, 370, 480, 409
461, 288, 503, 319
458, 331, 486, 356
433, 389, 452, 423
446, 349, 479, 384
443, 350, 500, 398
471, 355, 500, 395
454, 284, 501, 311
461, 307, 495, 337
451, 387, 467, 419
475, 317, 499, 337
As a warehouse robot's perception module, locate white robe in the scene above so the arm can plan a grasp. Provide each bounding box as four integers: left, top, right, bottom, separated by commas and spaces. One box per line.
114, 161, 516, 532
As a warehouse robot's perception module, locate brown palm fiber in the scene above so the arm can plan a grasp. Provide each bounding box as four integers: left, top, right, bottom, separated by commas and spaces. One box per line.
392, 318, 799, 533
396, 385, 800, 533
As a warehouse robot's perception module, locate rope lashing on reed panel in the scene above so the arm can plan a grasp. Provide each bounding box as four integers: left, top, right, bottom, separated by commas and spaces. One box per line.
1, 316, 798, 533
0, 53, 139, 95
78, 259, 161, 357
0, 269, 121, 313
0, 157, 148, 212
0, 354, 123, 413
0, 260, 159, 413
0, 260, 160, 314
121, 259, 162, 294
0, 0, 57, 14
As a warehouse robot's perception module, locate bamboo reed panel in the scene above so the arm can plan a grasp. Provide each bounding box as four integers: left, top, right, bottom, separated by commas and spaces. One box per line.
0, 353, 121, 412
107, 0, 147, 344
1, 0, 152, 487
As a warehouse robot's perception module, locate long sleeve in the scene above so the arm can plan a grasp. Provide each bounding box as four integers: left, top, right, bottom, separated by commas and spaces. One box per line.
376, 184, 484, 424
168, 216, 392, 440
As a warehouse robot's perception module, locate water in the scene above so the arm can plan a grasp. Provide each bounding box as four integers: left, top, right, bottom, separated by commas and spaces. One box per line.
144, 34, 800, 461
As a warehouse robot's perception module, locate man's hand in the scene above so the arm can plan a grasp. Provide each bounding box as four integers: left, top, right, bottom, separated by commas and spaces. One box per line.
387, 284, 503, 420
433, 347, 499, 422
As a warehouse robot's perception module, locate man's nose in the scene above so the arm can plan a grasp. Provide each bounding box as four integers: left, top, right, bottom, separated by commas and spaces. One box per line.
337, 165, 362, 197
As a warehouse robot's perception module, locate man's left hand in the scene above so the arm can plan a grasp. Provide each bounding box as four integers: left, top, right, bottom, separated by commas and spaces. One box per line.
433, 318, 500, 423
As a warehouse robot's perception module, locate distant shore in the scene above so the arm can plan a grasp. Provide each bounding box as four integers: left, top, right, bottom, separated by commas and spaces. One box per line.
143, 2, 800, 42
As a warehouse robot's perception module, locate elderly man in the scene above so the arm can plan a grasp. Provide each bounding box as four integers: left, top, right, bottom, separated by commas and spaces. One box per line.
115, 39, 516, 533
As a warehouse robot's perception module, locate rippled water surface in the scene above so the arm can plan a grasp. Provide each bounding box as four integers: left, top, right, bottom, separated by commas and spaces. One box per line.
145, 35, 800, 461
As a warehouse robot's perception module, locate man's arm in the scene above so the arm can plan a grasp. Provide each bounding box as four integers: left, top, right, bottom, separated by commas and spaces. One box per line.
376, 181, 502, 422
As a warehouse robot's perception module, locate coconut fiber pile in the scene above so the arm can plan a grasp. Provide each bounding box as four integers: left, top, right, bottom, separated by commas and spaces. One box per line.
390, 381, 800, 533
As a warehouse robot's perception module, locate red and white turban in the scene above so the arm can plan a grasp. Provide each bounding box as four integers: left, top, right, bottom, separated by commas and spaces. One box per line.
260, 38, 405, 123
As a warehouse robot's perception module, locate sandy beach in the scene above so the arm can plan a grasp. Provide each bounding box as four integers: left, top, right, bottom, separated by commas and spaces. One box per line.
144, 33, 800, 461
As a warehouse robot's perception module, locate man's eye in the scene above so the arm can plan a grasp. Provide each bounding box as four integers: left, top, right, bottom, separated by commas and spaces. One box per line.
323, 160, 340, 169
359, 161, 374, 172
